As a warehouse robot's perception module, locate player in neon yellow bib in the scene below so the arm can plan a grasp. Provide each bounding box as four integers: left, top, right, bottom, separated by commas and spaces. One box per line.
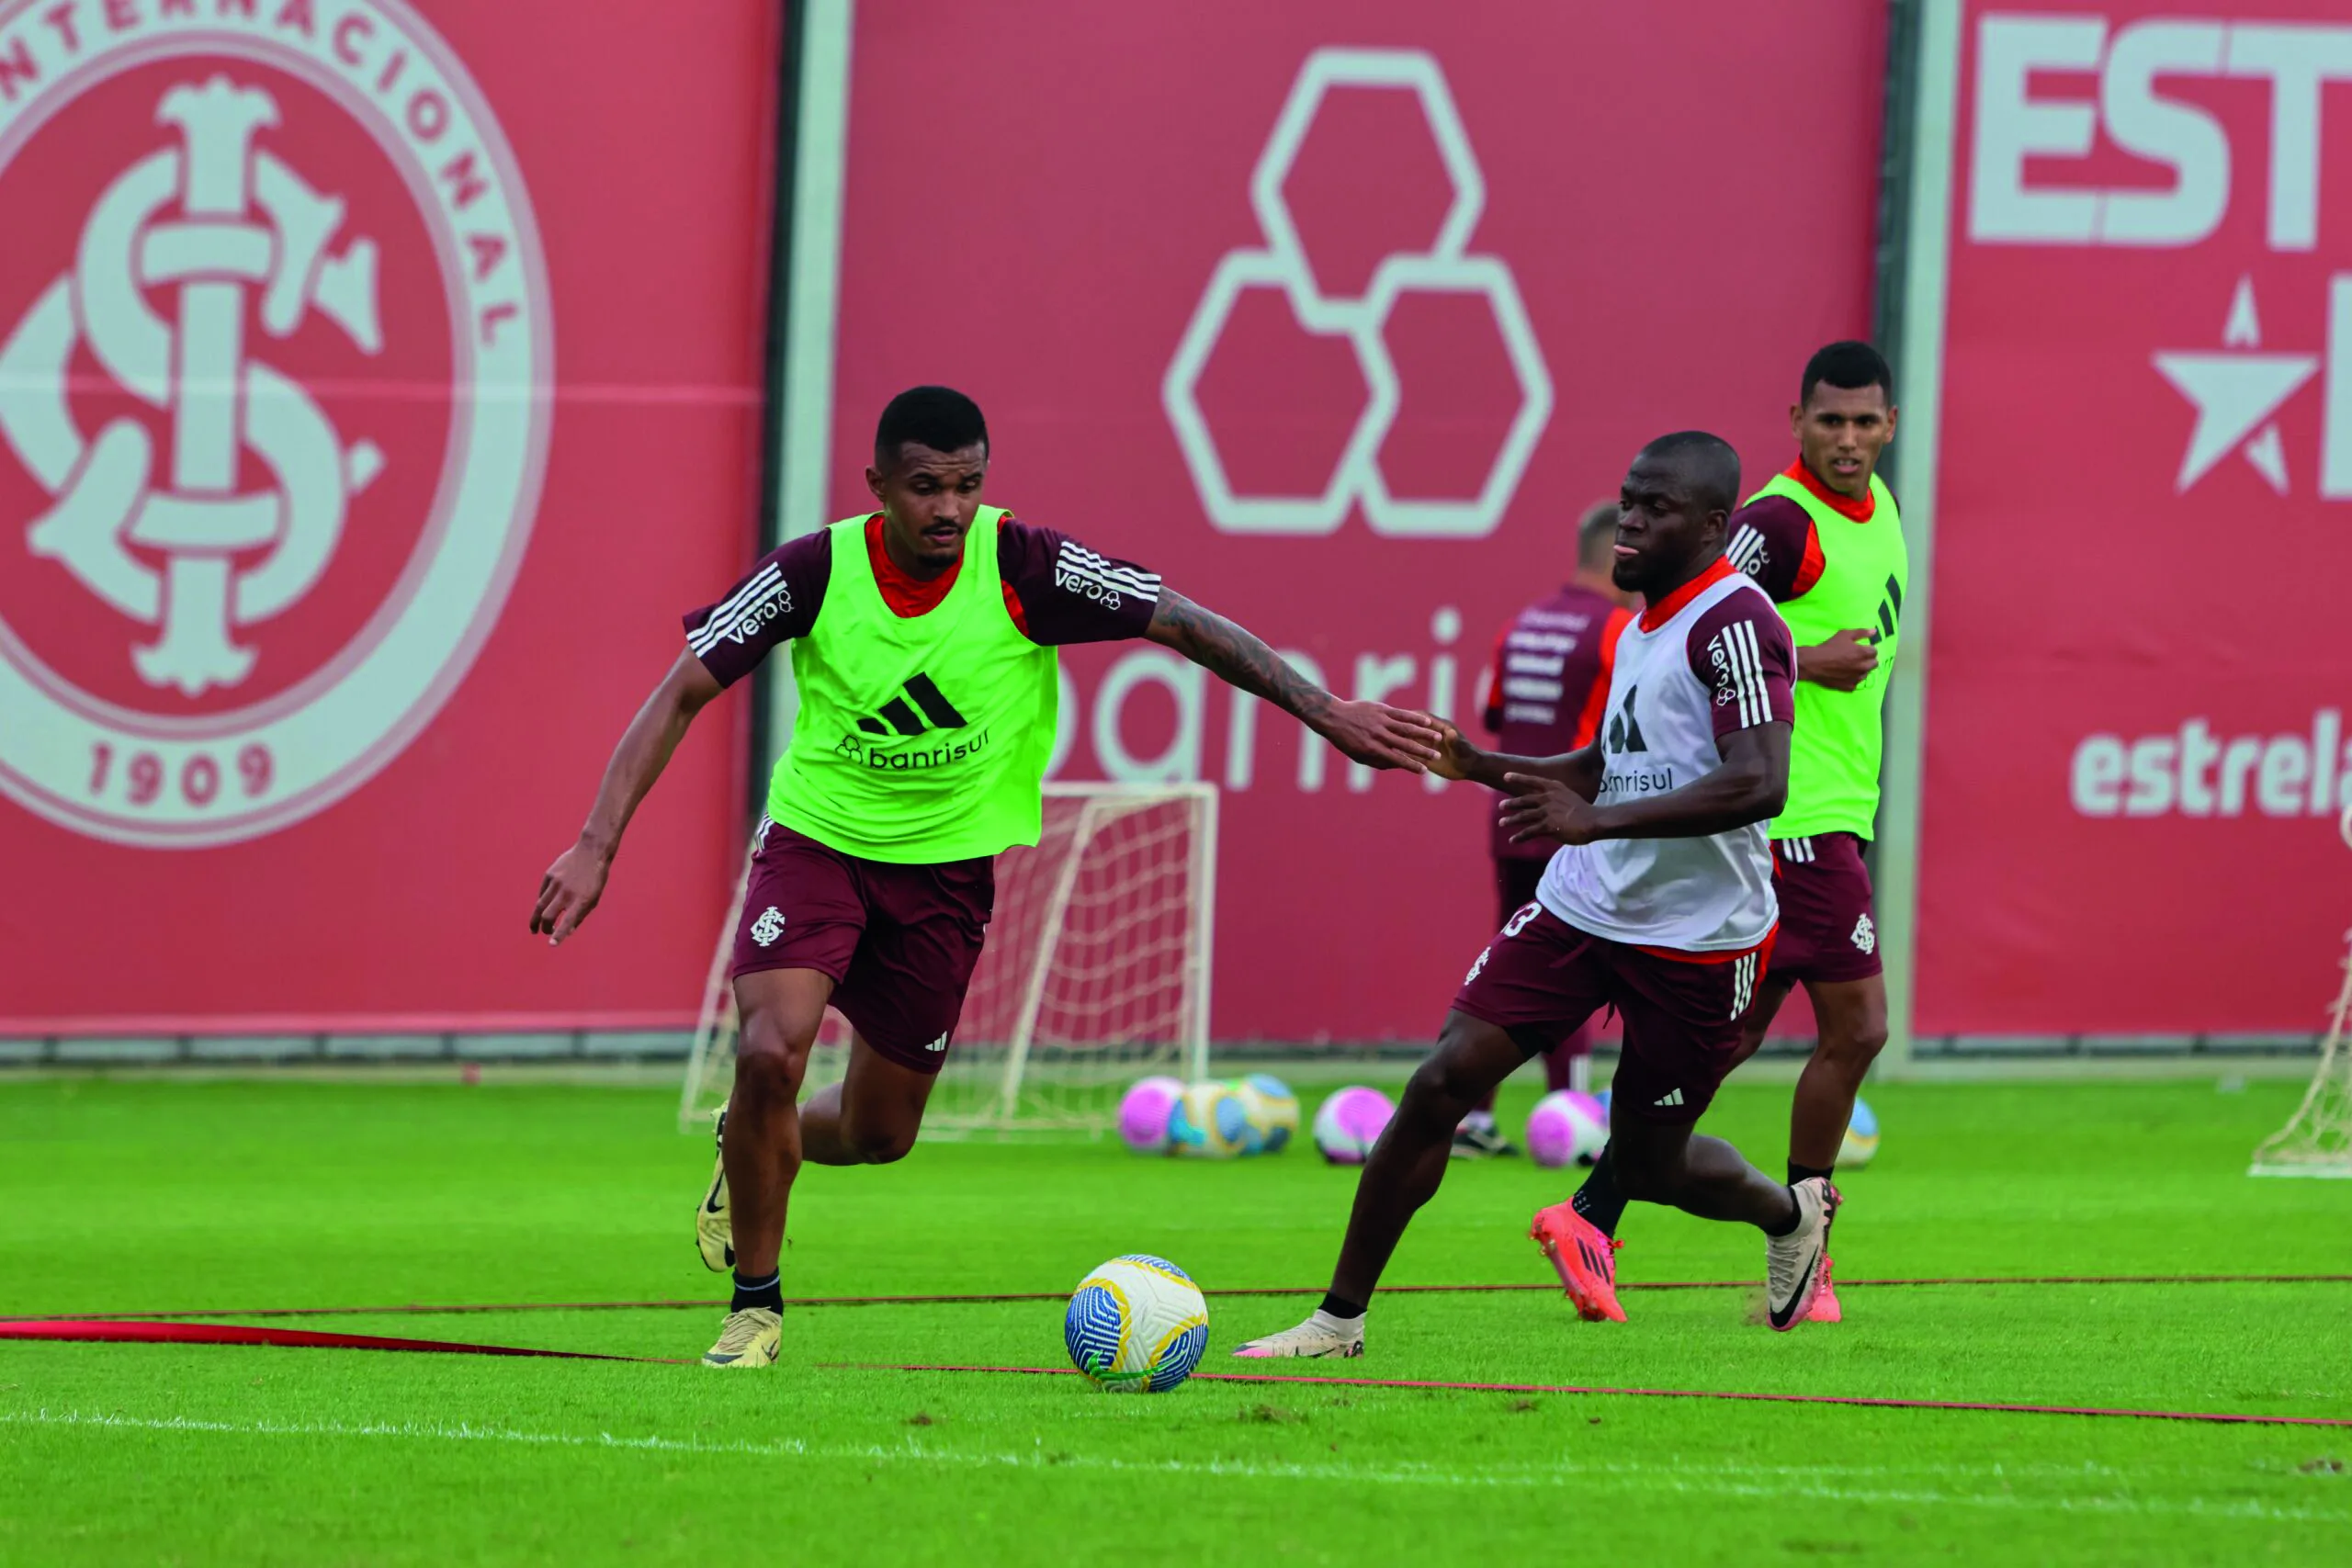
530, 387, 1442, 1367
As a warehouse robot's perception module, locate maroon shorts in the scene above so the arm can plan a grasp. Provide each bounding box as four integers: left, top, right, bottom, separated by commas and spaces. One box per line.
1453, 904, 1769, 1125
1768, 833, 1882, 986
729, 819, 994, 1073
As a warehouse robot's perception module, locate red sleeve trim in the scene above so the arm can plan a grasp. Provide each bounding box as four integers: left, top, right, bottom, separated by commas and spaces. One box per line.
1568, 608, 1633, 748
1791, 521, 1826, 599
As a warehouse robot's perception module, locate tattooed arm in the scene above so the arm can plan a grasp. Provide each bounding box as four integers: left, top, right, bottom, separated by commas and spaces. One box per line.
1145, 589, 1442, 771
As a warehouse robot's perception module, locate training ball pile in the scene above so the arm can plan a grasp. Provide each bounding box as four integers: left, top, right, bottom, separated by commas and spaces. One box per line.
1123, 1075, 1299, 1157
1525, 1089, 1609, 1168
1312, 1085, 1395, 1164
1063, 1254, 1210, 1393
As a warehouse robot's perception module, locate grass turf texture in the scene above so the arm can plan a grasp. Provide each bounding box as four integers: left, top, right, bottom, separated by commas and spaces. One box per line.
2, 1076, 2347, 1565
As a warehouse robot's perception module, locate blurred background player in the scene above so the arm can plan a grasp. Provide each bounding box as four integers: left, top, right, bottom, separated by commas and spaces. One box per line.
1560, 341, 1903, 1325
1237, 433, 1833, 1358
1452, 502, 1634, 1158
531, 387, 1442, 1369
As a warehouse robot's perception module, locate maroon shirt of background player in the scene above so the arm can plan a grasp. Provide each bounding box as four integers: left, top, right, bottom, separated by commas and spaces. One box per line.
684, 513, 1156, 687
1477, 584, 1633, 861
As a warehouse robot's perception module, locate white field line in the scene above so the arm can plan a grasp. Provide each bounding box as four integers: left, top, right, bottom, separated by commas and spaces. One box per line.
3, 1408, 2345, 1524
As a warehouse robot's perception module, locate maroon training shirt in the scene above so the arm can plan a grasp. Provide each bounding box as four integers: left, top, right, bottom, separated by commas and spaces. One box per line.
1477, 583, 1632, 862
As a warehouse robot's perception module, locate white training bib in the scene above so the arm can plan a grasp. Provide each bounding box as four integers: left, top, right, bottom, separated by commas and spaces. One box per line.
1537, 570, 1781, 952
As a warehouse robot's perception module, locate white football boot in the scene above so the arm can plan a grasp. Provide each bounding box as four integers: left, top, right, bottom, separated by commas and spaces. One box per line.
695, 1104, 733, 1272
1232, 1311, 1365, 1359
1764, 1176, 1839, 1331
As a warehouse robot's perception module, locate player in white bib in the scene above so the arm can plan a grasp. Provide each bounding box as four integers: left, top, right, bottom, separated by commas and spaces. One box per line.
1238, 433, 1837, 1358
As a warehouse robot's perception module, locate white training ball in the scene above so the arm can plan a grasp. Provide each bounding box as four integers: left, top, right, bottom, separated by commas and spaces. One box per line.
1312, 1086, 1396, 1165
1063, 1254, 1210, 1393
1167, 1080, 1252, 1157
1839, 1097, 1880, 1169
1235, 1074, 1300, 1154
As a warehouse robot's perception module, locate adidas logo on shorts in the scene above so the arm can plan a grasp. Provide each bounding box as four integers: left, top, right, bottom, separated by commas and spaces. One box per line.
1653, 1087, 1685, 1108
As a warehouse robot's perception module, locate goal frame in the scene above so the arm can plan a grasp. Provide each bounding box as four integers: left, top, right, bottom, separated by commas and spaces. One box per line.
678, 781, 1218, 1135
2247, 804, 2352, 1178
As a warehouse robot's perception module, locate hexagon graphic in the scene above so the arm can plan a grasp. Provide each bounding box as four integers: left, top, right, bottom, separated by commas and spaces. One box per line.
1164, 47, 1552, 540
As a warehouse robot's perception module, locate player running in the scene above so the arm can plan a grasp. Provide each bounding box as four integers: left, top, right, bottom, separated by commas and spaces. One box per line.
531, 387, 1442, 1368
1554, 343, 1902, 1325
1236, 432, 1834, 1359
1452, 502, 1633, 1158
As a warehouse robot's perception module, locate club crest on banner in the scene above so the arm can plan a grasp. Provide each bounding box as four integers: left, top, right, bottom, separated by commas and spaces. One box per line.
0, 0, 551, 848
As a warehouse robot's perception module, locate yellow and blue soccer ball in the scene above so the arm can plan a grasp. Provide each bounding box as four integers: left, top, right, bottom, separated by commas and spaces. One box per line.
1233, 1074, 1299, 1153
1064, 1254, 1210, 1393
1840, 1097, 1880, 1168
1168, 1079, 1253, 1156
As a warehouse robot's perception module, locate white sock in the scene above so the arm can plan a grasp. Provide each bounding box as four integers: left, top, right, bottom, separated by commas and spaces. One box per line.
1461, 1111, 1497, 1134
1309, 1306, 1363, 1332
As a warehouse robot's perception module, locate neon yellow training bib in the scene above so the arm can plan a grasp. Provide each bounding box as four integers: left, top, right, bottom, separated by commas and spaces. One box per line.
767, 508, 1058, 863
1749, 471, 1907, 840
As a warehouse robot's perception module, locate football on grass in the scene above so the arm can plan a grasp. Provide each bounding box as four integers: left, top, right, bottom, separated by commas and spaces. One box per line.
1234, 1074, 1299, 1152
1168, 1079, 1253, 1156
1312, 1085, 1395, 1164
1063, 1254, 1210, 1393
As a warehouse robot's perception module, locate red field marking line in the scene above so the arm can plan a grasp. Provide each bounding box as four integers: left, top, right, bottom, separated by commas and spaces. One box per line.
18, 1272, 2350, 1324
0, 1318, 685, 1364
849, 1361, 2352, 1430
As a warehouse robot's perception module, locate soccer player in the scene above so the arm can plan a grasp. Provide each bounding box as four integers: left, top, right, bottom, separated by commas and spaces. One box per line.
1554, 343, 1902, 1325
1235, 432, 1835, 1359
1452, 502, 1634, 1158
531, 387, 1443, 1368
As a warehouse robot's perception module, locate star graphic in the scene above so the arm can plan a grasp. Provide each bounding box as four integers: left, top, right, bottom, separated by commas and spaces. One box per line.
2151, 276, 2319, 494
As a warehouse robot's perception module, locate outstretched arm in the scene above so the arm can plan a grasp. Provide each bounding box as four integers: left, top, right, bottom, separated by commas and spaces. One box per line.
1498, 722, 1790, 847
531, 648, 725, 943
1145, 589, 1442, 771
1427, 728, 1603, 801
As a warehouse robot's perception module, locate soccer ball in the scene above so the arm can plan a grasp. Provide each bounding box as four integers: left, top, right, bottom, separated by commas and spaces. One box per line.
1840, 1098, 1880, 1168
1168, 1080, 1254, 1156
1117, 1076, 1185, 1154
1525, 1089, 1609, 1168
1234, 1074, 1299, 1153
1064, 1254, 1210, 1393
1312, 1085, 1395, 1164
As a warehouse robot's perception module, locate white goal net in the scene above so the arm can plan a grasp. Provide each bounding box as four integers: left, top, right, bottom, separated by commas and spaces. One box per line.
680, 782, 1216, 1135
2249, 806, 2352, 1178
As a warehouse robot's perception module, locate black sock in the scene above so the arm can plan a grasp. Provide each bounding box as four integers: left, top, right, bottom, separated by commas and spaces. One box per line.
1570, 1147, 1627, 1236
1760, 1188, 1802, 1237
731, 1269, 783, 1313
1318, 1292, 1365, 1322
1788, 1160, 1835, 1187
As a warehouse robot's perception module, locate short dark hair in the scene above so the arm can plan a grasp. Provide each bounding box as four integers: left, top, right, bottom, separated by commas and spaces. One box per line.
875, 386, 988, 468
1577, 500, 1618, 569
1637, 430, 1741, 516
1800, 341, 1894, 407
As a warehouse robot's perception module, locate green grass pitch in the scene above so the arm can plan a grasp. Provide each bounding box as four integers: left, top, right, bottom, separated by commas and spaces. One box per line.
2, 1072, 2347, 1565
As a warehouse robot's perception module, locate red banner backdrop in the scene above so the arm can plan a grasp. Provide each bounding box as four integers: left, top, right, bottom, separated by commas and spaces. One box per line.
825, 3, 1882, 1041
1918, 0, 2352, 1034
0, 0, 775, 1032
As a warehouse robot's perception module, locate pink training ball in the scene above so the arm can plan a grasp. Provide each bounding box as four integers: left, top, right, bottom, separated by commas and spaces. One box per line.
1118, 1075, 1186, 1153
1313, 1086, 1396, 1164
1526, 1089, 1609, 1169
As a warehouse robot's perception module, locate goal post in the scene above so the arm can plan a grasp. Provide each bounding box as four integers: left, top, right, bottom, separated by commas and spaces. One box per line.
680, 782, 1217, 1136
2248, 805, 2352, 1178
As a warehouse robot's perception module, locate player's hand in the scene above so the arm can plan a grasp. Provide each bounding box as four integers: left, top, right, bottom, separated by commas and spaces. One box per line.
1314, 701, 1444, 773
1423, 720, 1477, 783
1498, 773, 1602, 846
532, 843, 611, 945
1799, 628, 1879, 692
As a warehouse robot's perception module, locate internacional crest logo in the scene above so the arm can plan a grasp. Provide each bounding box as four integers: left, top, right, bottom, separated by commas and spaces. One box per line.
0, 0, 551, 848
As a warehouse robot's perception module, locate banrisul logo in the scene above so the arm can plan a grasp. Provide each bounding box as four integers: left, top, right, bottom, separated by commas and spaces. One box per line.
836, 672, 991, 773
0, 0, 552, 848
